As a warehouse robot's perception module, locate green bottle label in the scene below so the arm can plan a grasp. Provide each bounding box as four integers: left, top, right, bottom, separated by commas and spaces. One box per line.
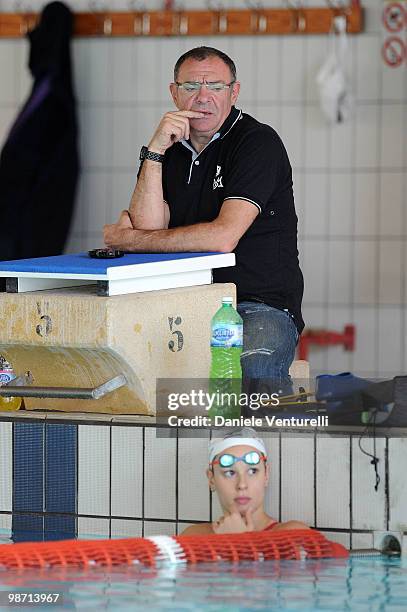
211, 324, 243, 347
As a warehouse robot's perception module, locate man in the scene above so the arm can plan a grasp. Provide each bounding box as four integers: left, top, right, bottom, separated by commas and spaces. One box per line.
104, 46, 304, 386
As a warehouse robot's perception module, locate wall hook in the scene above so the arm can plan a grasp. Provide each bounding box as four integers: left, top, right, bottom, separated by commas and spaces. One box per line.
103, 16, 112, 35
20, 14, 35, 35
15, 0, 34, 34
246, 1, 267, 34
206, 0, 227, 35
326, 0, 351, 31
172, 11, 188, 36
285, 0, 307, 33
141, 13, 150, 35
128, 1, 144, 35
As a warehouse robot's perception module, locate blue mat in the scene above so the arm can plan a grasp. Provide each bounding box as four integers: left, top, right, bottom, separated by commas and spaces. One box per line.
0, 252, 223, 275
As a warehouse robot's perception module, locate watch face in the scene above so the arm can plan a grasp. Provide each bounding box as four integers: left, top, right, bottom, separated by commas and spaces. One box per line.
140, 146, 148, 160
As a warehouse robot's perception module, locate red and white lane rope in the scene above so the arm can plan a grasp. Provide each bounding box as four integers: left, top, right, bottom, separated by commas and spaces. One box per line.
0, 529, 348, 570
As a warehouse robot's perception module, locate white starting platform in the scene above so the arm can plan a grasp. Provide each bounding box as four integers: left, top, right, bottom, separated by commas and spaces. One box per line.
0, 251, 235, 296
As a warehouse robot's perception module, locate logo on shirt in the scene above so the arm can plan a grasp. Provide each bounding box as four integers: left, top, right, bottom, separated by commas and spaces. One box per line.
213, 165, 223, 190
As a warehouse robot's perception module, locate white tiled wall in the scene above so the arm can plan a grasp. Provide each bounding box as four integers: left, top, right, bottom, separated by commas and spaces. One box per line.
0, 3, 405, 375
111, 427, 143, 518
0, 513, 12, 543
78, 425, 110, 516
0, 422, 12, 513
178, 433, 210, 521
389, 439, 407, 532
2, 422, 405, 546
144, 427, 176, 520
351, 437, 386, 530
111, 518, 142, 538
281, 435, 315, 525
79, 427, 407, 544
316, 437, 350, 530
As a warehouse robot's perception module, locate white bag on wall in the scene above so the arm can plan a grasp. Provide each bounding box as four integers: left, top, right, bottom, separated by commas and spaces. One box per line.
316, 15, 353, 124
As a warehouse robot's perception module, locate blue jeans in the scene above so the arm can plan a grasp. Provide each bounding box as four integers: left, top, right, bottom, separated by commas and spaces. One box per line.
237, 301, 299, 397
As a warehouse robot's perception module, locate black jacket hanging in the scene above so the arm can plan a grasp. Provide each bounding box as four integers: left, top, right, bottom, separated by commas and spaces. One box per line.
0, 1, 79, 261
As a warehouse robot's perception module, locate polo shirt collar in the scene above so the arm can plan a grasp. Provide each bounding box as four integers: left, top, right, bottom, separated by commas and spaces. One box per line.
218, 105, 242, 139
180, 106, 242, 159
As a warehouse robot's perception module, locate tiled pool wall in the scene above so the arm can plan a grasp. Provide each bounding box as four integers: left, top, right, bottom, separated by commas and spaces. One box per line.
0, 420, 406, 548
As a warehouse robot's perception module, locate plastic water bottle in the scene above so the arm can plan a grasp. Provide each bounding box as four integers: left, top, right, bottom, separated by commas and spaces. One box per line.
208, 297, 243, 419
0, 356, 22, 412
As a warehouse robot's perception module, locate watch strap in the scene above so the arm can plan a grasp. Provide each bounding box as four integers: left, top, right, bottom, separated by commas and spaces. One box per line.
140, 146, 164, 163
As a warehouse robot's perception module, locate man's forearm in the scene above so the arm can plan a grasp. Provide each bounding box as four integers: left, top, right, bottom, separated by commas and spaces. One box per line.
128, 109, 207, 230
129, 160, 167, 230
117, 222, 236, 254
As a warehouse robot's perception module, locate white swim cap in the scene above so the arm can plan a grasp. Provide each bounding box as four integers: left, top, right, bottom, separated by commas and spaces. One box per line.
208, 427, 267, 465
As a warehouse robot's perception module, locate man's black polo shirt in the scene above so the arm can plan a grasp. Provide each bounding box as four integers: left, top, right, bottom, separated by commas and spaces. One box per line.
162, 106, 304, 334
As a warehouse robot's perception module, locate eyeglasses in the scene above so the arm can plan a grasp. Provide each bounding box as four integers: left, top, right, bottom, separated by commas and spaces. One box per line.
212, 451, 266, 468
175, 80, 235, 94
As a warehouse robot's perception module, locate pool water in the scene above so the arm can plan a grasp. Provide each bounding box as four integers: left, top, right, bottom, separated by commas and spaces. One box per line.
0, 556, 406, 611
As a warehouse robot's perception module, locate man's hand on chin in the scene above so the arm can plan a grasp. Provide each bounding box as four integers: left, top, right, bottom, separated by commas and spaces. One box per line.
104, 210, 135, 250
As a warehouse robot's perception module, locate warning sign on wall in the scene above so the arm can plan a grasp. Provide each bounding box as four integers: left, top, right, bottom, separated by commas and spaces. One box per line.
382, 2, 406, 32
382, 36, 406, 66
382, 1, 407, 67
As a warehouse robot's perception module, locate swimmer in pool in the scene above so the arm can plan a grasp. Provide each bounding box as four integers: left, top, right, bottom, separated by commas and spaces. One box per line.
182, 428, 309, 535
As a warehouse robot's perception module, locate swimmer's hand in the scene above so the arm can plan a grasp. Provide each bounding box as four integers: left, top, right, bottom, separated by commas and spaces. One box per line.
148, 110, 205, 154
212, 506, 254, 534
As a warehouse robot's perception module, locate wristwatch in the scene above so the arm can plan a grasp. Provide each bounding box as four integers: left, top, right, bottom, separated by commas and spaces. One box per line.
139, 146, 165, 163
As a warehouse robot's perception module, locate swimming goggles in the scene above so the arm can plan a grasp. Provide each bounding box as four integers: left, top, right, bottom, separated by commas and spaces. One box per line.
212, 451, 266, 468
